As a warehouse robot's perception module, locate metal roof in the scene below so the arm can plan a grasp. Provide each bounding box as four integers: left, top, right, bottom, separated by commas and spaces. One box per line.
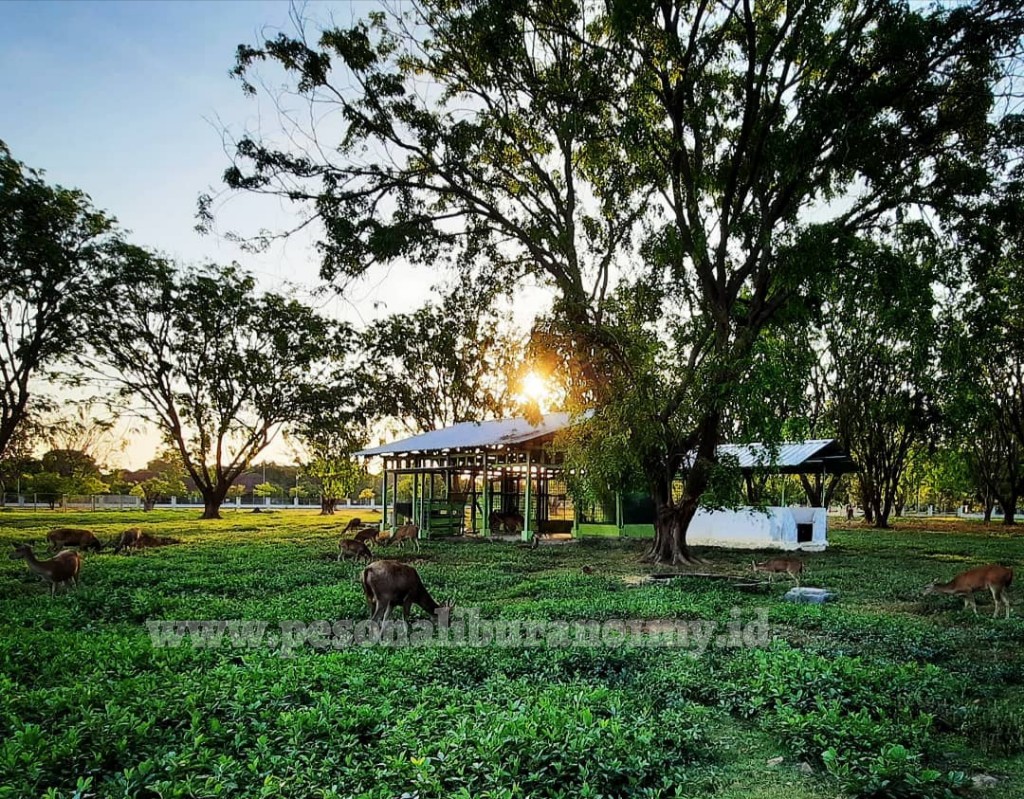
355, 413, 574, 456
716, 439, 858, 474
357, 416, 856, 474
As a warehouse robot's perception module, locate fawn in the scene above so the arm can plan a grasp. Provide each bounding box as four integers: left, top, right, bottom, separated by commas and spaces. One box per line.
752, 558, 804, 585
10, 544, 82, 596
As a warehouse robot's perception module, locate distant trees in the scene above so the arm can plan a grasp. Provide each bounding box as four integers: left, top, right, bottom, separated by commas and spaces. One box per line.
88, 254, 343, 519
0, 141, 120, 459
361, 294, 521, 433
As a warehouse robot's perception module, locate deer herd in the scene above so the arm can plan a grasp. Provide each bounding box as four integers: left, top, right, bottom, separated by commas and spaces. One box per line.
4, 516, 1014, 622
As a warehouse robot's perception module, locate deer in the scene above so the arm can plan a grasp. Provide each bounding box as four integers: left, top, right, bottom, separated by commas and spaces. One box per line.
341, 517, 363, 535
489, 511, 524, 535
338, 538, 373, 563
923, 564, 1013, 618
361, 560, 450, 623
752, 558, 805, 585
352, 526, 380, 545
9, 544, 82, 596
385, 523, 420, 551
47, 527, 102, 553
113, 527, 143, 554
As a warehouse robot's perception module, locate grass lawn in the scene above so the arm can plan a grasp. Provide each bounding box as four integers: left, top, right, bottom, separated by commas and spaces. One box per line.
1, 509, 1023, 798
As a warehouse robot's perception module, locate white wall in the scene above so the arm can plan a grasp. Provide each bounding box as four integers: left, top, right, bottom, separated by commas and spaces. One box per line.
686, 506, 827, 551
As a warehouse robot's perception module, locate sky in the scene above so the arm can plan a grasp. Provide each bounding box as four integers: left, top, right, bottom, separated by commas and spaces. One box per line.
1, 0, 475, 469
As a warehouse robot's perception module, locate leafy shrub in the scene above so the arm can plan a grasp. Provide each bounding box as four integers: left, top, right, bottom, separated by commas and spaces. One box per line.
823, 744, 968, 799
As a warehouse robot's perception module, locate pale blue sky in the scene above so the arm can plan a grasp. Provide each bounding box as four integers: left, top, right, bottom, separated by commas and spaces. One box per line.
0, 0, 382, 293
1, 0, 437, 466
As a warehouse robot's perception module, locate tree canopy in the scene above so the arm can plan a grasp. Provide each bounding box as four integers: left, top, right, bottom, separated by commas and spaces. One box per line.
0, 141, 120, 460
215, 0, 1024, 560
88, 253, 345, 518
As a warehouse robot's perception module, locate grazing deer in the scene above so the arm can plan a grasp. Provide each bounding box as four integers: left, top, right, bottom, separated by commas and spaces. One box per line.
385, 523, 420, 551
752, 558, 804, 585
361, 560, 450, 623
489, 510, 524, 535
341, 517, 363, 535
9, 544, 82, 596
338, 538, 373, 563
136, 533, 181, 548
114, 527, 143, 554
352, 526, 380, 545
47, 527, 102, 553
924, 564, 1013, 618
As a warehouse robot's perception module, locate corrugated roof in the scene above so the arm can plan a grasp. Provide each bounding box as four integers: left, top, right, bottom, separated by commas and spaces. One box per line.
357, 417, 856, 474
355, 412, 574, 456
718, 439, 838, 469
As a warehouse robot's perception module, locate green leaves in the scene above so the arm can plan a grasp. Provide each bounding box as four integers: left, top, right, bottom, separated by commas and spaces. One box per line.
0, 141, 121, 460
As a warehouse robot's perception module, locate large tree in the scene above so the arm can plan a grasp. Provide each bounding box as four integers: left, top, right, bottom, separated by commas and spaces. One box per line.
89, 252, 342, 519
822, 235, 939, 528
214, 0, 1022, 561
361, 292, 522, 432
0, 141, 119, 459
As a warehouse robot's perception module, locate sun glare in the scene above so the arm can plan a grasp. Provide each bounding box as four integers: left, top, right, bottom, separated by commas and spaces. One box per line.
520, 370, 552, 411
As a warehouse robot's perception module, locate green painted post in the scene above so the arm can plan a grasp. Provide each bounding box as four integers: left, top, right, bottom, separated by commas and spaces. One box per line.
412, 470, 420, 533
427, 470, 434, 537
523, 451, 533, 543
391, 470, 398, 535
482, 456, 491, 537
615, 491, 623, 537
381, 466, 388, 532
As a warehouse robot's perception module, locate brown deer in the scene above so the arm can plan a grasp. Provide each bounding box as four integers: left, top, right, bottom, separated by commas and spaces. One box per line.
385, 523, 420, 551
489, 510, 524, 535
113, 527, 143, 554
47, 527, 102, 553
752, 558, 804, 585
923, 564, 1013, 618
341, 517, 363, 535
136, 532, 181, 548
352, 526, 380, 545
9, 544, 82, 596
338, 538, 373, 563
361, 560, 450, 623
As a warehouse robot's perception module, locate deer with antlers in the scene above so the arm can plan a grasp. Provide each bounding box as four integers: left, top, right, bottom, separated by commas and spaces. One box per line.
924, 564, 1013, 618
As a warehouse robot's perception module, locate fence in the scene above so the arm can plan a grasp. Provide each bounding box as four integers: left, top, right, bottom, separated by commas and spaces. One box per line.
1, 493, 380, 512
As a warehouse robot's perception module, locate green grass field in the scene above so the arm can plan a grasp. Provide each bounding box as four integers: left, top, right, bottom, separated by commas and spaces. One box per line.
2, 509, 1023, 798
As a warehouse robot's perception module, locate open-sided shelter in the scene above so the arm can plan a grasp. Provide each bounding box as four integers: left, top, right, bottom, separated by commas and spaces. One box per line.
355, 414, 856, 550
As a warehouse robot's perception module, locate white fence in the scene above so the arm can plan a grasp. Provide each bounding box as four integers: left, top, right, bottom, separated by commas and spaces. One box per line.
1, 493, 380, 512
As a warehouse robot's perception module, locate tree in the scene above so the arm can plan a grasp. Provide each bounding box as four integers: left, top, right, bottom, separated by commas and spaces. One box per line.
88, 253, 342, 519
128, 448, 188, 511
289, 386, 365, 515
0, 141, 120, 460
361, 292, 522, 432
358, 487, 375, 505
823, 237, 939, 528
23, 471, 67, 509
214, 0, 1022, 561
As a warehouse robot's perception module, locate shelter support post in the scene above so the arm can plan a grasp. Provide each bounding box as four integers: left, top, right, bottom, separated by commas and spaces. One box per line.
391, 470, 398, 535
412, 471, 420, 535
523, 451, 532, 543
381, 467, 388, 532
615, 491, 623, 536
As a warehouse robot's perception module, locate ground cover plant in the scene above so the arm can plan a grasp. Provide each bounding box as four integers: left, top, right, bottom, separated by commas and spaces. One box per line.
1, 509, 1023, 798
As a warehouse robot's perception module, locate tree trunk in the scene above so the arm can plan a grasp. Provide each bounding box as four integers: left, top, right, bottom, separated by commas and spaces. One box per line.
859, 480, 874, 524
984, 502, 993, 523
201, 489, 228, 520
648, 498, 699, 565
143, 498, 156, 512
799, 473, 822, 507
320, 496, 337, 515
1002, 500, 1017, 526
